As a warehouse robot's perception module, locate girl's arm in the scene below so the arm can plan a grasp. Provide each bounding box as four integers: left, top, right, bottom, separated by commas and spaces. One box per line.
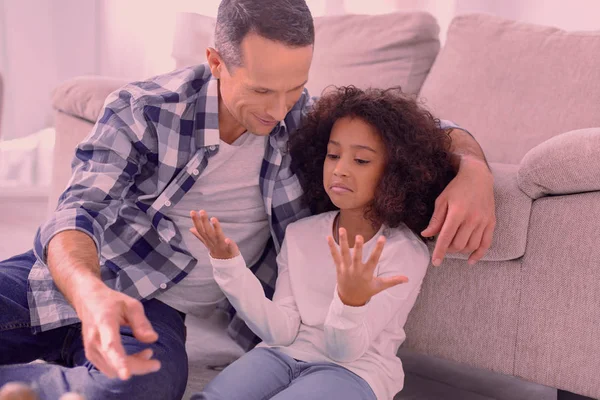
210, 236, 302, 347
323, 238, 429, 363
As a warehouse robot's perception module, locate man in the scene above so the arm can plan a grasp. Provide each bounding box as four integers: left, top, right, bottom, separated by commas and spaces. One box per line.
0, 0, 495, 399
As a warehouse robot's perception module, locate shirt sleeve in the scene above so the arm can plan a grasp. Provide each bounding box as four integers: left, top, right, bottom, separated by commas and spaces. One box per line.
323, 237, 430, 363
438, 119, 471, 136
33, 90, 151, 265
210, 236, 301, 346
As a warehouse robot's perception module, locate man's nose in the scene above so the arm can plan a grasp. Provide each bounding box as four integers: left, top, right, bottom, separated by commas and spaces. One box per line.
266, 95, 288, 121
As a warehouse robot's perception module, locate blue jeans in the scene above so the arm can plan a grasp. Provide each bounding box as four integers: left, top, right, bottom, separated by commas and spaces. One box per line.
193, 347, 376, 400
0, 250, 189, 400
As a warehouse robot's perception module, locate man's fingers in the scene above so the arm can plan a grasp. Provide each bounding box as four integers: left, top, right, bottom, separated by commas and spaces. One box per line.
124, 350, 161, 376
124, 300, 158, 344
421, 197, 448, 237
99, 335, 129, 380
86, 343, 118, 379
447, 222, 474, 254
468, 224, 494, 265
463, 224, 485, 255
431, 207, 461, 266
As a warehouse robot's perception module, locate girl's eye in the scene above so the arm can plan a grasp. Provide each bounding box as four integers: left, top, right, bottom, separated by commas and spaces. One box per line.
355, 159, 370, 165
326, 154, 340, 160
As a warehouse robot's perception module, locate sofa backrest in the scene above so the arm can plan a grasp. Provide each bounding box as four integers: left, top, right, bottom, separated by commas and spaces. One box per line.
418, 13, 600, 165
171, 11, 440, 96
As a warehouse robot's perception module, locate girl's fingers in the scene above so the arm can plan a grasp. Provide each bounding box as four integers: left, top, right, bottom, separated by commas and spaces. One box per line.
225, 238, 240, 256
189, 228, 208, 246
339, 228, 352, 268
212, 218, 226, 243
191, 211, 208, 239
374, 275, 409, 294
367, 236, 386, 269
352, 235, 364, 272
327, 236, 343, 270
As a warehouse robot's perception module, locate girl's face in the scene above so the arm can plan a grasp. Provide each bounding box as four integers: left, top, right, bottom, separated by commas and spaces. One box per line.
323, 117, 386, 213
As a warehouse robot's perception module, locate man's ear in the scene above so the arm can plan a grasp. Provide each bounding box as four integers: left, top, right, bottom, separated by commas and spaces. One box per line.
206, 47, 223, 78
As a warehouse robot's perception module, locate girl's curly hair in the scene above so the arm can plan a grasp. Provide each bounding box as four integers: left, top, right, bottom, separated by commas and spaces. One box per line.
289, 86, 457, 241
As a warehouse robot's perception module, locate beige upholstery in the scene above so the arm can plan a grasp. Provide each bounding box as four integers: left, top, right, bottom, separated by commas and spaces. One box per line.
419, 13, 600, 165
171, 12, 441, 96
518, 128, 600, 199
49, 12, 600, 398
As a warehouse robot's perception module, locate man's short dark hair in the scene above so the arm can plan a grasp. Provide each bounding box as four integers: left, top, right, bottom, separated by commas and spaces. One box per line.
215, 0, 315, 68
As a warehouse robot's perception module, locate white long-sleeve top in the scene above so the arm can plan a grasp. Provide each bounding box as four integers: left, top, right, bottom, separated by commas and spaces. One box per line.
210, 211, 430, 399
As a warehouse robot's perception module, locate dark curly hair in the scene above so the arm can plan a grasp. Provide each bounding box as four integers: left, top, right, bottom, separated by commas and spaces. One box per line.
289, 86, 456, 241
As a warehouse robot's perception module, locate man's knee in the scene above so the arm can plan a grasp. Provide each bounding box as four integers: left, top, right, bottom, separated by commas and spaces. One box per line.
84, 360, 188, 400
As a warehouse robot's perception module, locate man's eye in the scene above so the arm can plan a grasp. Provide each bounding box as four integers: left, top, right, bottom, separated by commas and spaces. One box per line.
254, 89, 269, 94
355, 159, 370, 165
326, 154, 340, 160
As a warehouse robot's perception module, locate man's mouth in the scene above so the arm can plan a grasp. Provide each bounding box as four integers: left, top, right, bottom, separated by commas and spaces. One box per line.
254, 114, 277, 126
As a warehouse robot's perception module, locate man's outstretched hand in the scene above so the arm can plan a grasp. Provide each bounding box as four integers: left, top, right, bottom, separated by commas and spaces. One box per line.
421, 157, 496, 266
75, 284, 161, 380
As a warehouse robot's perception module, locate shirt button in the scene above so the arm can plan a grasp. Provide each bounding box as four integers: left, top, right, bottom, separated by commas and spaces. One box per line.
159, 283, 167, 290
208, 145, 217, 151
164, 200, 172, 207
192, 169, 199, 176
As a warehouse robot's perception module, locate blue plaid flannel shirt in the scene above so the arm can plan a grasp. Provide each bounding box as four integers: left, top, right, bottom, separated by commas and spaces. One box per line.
30, 63, 459, 350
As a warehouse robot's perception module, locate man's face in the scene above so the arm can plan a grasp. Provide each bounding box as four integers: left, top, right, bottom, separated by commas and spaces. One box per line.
208, 33, 313, 136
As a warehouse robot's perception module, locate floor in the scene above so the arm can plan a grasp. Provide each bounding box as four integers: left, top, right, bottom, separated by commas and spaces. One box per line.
0, 194, 563, 399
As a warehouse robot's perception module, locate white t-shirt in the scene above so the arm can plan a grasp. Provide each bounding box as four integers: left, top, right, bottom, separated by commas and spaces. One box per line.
210, 211, 430, 400
156, 132, 270, 317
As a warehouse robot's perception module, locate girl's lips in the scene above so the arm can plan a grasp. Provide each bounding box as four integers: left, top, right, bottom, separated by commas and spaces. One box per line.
330, 185, 352, 193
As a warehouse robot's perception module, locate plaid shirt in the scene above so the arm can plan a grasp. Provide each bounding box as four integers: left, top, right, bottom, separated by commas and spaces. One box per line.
30, 63, 459, 350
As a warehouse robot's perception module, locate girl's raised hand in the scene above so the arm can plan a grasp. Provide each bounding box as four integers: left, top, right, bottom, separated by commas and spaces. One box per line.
190, 210, 240, 260
327, 228, 408, 307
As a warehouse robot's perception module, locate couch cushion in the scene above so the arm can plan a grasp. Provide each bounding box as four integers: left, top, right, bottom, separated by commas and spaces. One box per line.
418, 13, 600, 165
171, 11, 440, 96
518, 128, 600, 199
51, 76, 129, 123
428, 162, 532, 262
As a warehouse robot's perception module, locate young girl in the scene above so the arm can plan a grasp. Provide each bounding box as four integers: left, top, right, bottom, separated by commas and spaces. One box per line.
190, 87, 455, 400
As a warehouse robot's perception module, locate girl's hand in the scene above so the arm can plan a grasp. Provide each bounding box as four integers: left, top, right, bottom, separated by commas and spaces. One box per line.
190, 210, 240, 260
327, 228, 409, 307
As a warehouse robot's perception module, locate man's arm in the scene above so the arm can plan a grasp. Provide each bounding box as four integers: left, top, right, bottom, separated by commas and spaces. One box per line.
46, 230, 160, 380
422, 127, 496, 266
36, 89, 161, 380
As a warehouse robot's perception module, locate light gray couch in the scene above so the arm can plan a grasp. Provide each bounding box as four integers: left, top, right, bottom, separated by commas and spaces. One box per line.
48, 12, 600, 399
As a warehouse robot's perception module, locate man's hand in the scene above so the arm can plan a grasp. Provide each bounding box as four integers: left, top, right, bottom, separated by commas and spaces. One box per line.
327, 229, 408, 307
190, 210, 240, 260
421, 156, 496, 266
74, 284, 160, 380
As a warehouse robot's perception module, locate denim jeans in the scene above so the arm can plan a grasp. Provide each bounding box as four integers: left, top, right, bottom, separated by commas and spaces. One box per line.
0, 250, 189, 400
192, 347, 376, 400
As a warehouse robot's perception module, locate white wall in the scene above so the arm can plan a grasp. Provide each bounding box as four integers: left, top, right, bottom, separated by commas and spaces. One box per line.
1, 0, 599, 142
0, 0, 98, 141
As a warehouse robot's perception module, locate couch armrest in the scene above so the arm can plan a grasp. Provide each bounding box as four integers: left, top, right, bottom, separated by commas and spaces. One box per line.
429, 162, 532, 262
51, 76, 129, 123
518, 128, 600, 199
